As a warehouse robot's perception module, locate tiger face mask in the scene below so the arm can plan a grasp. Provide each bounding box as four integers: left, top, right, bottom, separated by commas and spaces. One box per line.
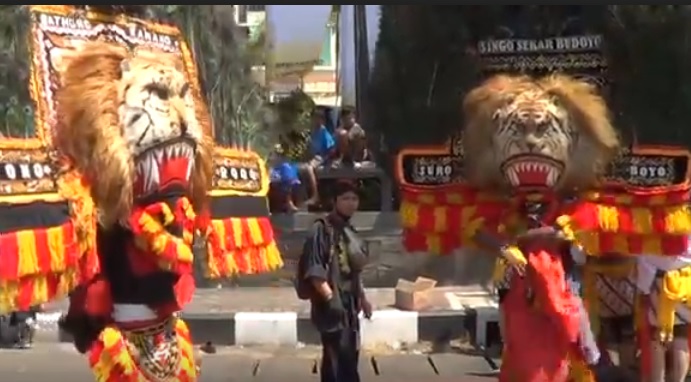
462, 74, 619, 192
118, 51, 202, 199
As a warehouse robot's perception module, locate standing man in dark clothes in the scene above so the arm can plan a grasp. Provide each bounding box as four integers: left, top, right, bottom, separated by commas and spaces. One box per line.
302, 180, 373, 382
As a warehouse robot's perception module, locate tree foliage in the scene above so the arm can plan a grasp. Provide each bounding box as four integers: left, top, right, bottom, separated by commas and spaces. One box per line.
272, 90, 316, 161
0, 6, 33, 138
370, 6, 691, 151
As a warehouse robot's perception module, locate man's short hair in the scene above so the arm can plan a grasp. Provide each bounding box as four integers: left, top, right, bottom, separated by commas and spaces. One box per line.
340, 107, 355, 118
311, 108, 325, 120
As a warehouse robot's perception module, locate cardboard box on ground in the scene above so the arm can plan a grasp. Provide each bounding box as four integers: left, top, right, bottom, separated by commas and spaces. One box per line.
394, 277, 437, 311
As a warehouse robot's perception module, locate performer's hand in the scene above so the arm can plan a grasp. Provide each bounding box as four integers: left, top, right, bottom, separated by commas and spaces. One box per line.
519, 227, 567, 241
361, 298, 373, 320
501, 245, 527, 276
520, 226, 556, 237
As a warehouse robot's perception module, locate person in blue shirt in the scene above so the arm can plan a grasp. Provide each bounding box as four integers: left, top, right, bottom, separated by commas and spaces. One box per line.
270, 144, 301, 212
310, 112, 336, 159
304, 109, 335, 205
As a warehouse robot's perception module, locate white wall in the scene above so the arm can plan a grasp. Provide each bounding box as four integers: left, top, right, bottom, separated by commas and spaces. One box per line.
264, 5, 332, 79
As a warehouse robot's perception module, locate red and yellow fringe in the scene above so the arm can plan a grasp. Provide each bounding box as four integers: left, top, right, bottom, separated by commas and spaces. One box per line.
206, 217, 282, 277
129, 198, 196, 274
400, 184, 691, 256
88, 318, 197, 382
0, 170, 98, 312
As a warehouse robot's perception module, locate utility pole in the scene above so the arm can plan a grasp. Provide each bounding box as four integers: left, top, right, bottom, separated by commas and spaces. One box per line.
354, 5, 370, 114
354, 5, 378, 152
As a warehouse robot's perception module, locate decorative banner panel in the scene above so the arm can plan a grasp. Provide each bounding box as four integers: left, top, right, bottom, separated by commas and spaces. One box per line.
604, 146, 690, 188
396, 134, 691, 189
211, 148, 269, 197
0, 5, 206, 204
400, 154, 463, 186
396, 135, 466, 187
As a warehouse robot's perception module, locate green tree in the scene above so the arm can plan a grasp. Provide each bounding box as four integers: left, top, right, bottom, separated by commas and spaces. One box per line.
369, 6, 479, 152
602, 6, 691, 145
0, 6, 34, 138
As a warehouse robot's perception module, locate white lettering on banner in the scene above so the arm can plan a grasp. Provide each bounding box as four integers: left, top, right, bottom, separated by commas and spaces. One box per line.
477, 35, 603, 55
629, 165, 668, 179
2, 162, 52, 181
218, 165, 260, 182
39, 14, 92, 30
127, 25, 176, 48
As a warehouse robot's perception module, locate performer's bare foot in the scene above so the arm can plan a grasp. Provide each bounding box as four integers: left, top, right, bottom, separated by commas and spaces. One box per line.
305, 198, 319, 206
286, 203, 299, 213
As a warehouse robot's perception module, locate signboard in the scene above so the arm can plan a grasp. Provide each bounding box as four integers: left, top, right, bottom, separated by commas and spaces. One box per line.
0, 5, 205, 202
475, 34, 606, 81
211, 148, 268, 196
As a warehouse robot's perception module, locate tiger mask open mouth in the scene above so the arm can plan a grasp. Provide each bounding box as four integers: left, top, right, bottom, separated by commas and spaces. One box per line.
501, 154, 565, 189
133, 137, 197, 197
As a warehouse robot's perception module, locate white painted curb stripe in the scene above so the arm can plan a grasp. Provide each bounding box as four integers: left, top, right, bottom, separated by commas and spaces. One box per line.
44, 304, 501, 347
234, 312, 298, 346
360, 310, 418, 346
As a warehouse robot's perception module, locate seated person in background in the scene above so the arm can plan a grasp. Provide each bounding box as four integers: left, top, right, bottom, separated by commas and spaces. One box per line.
335, 107, 370, 166
304, 109, 336, 205
269, 143, 302, 212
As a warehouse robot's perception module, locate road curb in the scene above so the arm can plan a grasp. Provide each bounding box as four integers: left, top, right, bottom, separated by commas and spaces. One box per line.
49, 309, 491, 346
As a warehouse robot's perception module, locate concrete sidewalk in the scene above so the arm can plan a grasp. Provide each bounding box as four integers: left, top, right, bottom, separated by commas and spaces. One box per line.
0, 344, 499, 381
41, 286, 499, 347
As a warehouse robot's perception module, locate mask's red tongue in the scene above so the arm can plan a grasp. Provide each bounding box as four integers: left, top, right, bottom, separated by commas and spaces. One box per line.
158, 156, 191, 190
514, 165, 550, 186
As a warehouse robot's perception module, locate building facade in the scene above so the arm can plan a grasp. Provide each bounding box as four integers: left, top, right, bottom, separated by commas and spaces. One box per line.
233, 5, 339, 106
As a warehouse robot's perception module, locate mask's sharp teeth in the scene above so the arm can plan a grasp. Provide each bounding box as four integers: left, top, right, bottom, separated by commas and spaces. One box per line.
183, 144, 193, 159
155, 148, 164, 164
507, 167, 519, 186
547, 168, 556, 186
186, 160, 194, 181
142, 153, 152, 192
149, 156, 160, 191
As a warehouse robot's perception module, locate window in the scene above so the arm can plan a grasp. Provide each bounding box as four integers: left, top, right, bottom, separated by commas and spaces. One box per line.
247, 5, 265, 12
236, 5, 248, 25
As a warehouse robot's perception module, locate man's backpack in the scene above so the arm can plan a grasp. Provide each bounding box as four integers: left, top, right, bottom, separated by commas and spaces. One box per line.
294, 218, 332, 300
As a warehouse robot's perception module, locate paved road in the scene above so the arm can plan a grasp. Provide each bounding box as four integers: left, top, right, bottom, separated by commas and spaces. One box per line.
0, 344, 497, 381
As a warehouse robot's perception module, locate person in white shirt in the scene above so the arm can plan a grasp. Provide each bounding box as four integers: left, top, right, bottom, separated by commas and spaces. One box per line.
636, 241, 691, 382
